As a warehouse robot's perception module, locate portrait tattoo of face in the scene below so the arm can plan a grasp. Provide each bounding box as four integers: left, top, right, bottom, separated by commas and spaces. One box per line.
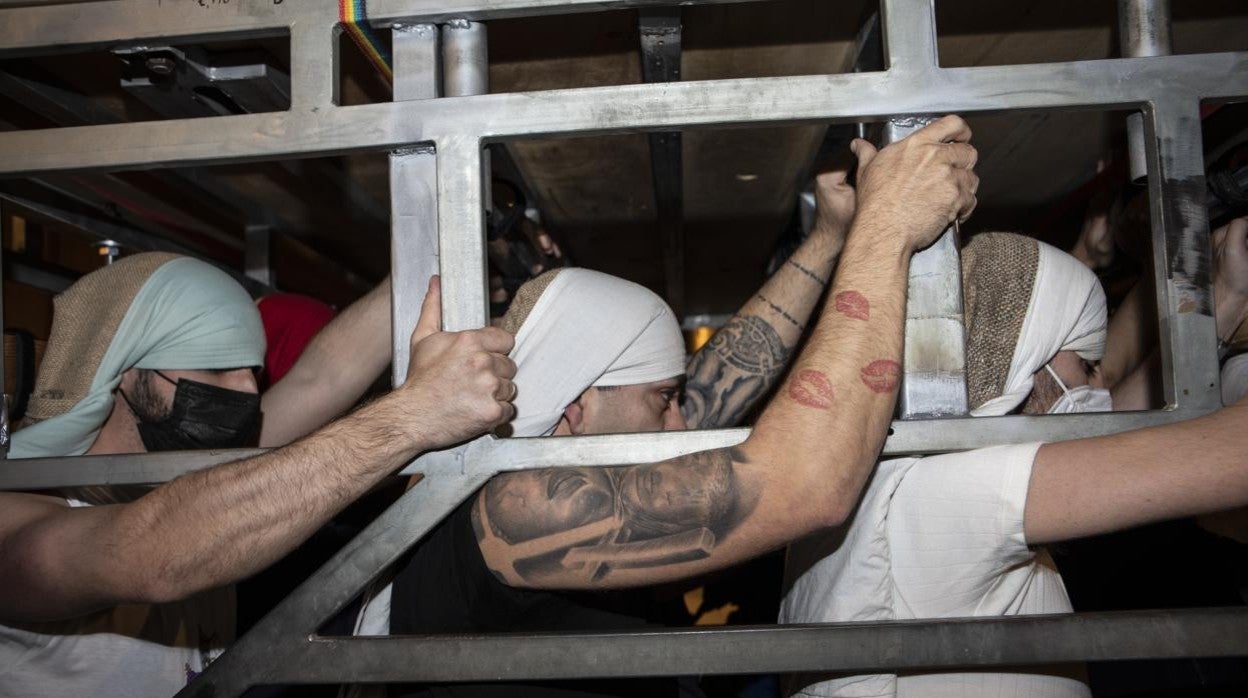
472, 447, 755, 586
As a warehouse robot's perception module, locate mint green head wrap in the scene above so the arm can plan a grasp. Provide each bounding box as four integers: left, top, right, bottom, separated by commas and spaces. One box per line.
11, 253, 265, 458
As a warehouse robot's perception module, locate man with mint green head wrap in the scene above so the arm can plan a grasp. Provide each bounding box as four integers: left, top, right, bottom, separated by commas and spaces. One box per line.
12, 252, 266, 459
0, 252, 521, 697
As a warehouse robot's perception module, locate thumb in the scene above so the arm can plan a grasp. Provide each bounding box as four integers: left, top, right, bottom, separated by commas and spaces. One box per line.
412, 275, 442, 344
850, 138, 877, 181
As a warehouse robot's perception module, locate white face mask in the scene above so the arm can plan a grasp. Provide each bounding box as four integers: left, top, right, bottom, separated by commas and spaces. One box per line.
1044, 364, 1112, 414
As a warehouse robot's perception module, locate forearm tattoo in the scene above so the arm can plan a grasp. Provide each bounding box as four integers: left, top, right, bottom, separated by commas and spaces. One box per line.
683, 315, 789, 429
471, 448, 756, 586
755, 293, 804, 331
787, 258, 828, 287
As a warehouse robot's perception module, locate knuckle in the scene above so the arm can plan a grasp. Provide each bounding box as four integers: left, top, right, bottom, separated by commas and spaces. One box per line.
484, 402, 506, 424
470, 352, 491, 371
487, 327, 514, 348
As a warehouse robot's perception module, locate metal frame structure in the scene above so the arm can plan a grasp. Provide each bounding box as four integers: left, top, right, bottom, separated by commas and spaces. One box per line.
1, 0, 1246, 694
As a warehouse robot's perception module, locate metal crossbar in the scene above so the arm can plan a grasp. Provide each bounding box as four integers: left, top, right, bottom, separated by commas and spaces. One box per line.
0, 0, 1243, 694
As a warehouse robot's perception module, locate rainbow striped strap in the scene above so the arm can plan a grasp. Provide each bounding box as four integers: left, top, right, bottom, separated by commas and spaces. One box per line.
339, 0, 393, 84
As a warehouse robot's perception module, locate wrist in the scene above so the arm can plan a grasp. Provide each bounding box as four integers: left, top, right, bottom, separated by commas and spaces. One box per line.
356, 391, 434, 458
842, 217, 911, 261
809, 224, 847, 259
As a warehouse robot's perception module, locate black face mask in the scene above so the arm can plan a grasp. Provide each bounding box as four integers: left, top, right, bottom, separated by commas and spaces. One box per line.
122, 371, 262, 452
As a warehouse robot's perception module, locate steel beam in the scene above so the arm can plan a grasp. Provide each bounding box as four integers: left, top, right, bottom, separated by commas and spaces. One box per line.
390, 23, 441, 383
885, 116, 969, 419
440, 20, 493, 319
284, 608, 1248, 683
639, 9, 685, 315
441, 20, 488, 98
0, 0, 766, 57
435, 134, 490, 331
2, 53, 1246, 176
0, 407, 1210, 492
879, 0, 938, 75
1147, 99, 1221, 411
1119, 0, 1172, 183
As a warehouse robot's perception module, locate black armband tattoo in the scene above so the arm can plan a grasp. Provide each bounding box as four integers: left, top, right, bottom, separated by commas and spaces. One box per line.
787, 258, 828, 287
755, 293, 805, 331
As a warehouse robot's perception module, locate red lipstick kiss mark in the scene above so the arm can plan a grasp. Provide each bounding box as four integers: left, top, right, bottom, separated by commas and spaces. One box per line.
834, 291, 870, 321
860, 359, 901, 394
789, 369, 835, 410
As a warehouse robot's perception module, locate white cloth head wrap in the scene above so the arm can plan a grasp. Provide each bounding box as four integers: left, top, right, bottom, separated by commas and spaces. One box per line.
972, 240, 1107, 416
506, 268, 685, 437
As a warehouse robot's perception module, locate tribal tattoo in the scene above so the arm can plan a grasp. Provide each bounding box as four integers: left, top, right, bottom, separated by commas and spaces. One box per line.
834, 291, 870, 321
471, 448, 756, 587
683, 315, 790, 429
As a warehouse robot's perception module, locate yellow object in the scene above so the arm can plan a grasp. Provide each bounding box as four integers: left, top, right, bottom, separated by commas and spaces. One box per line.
696, 602, 740, 626
683, 586, 704, 616
685, 325, 715, 353
9, 215, 25, 253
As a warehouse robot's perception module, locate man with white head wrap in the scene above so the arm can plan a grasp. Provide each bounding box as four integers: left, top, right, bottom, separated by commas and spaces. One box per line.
779, 231, 1248, 698
0, 254, 519, 697
502, 268, 689, 439
381, 116, 983, 698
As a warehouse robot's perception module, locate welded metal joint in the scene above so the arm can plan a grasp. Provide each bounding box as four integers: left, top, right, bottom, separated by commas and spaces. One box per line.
885, 116, 970, 420
441, 19, 488, 98
390, 26, 443, 383
1119, 0, 1172, 183
392, 23, 441, 101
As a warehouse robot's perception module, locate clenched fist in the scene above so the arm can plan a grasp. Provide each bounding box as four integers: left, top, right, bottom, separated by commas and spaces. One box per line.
851, 115, 979, 253
396, 276, 518, 450
811, 153, 857, 257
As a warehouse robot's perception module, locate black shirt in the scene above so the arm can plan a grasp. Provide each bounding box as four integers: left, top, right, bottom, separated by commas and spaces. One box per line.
388, 499, 683, 698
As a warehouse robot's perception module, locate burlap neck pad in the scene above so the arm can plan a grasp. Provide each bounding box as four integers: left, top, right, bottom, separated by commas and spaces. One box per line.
26, 253, 181, 423
961, 233, 1039, 412
500, 269, 563, 335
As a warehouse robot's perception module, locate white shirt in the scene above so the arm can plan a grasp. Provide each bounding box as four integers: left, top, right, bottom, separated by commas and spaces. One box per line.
780, 443, 1089, 698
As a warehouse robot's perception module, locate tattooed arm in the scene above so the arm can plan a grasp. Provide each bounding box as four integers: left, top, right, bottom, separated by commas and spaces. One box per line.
683, 165, 855, 429
473, 117, 979, 590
